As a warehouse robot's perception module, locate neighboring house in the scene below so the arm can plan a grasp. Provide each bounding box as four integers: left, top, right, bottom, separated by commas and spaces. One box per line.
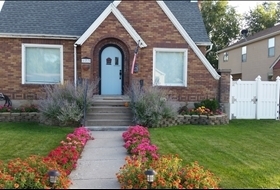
0, 1, 228, 109
218, 24, 280, 81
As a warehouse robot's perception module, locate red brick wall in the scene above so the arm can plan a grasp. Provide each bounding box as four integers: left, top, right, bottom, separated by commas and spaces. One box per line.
0, 1, 221, 103
0, 38, 75, 100
80, 1, 219, 101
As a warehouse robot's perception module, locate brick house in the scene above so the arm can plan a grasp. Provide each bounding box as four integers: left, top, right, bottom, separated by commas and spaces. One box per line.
0, 0, 230, 114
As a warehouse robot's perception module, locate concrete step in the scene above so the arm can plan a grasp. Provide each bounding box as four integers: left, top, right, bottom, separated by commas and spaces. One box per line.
88, 106, 131, 113
86, 126, 130, 131
86, 112, 133, 120
86, 119, 133, 126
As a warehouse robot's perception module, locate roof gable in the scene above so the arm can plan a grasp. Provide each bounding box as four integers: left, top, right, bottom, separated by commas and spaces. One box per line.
157, 1, 219, 80
218, 24, 280, 53
75, 1, 147, 48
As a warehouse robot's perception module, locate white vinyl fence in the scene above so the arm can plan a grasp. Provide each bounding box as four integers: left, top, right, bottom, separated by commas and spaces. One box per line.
230, 75, 280, 120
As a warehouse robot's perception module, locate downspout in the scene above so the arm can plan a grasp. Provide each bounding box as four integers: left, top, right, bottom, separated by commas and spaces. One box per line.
74, 44, 77, 89
205, 43, 213, 54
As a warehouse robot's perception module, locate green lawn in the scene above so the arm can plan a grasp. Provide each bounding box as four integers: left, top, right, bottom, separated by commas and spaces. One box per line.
0, 122, 74, 162
149, 119, 280, 189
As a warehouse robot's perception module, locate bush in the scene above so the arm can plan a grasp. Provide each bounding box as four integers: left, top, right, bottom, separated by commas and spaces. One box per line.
118, 126, 221, 189
126, 80, 176, 128
38, 79, 99, 126
0, 126, 93, 189
194, 99, 219, 112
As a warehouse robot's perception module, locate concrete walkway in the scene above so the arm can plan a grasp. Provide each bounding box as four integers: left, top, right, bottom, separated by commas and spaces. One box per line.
68, 130, 129, 189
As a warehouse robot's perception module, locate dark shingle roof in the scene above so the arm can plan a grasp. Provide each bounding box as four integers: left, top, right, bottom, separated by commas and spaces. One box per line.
0, 0, 210, 43
164, 1, 210, 43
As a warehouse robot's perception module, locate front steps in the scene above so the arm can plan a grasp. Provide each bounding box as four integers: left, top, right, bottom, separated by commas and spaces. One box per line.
85, 95, 133, 131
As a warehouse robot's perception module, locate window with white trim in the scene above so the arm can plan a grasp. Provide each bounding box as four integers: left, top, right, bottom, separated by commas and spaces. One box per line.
22, 44, 63, 84
153, 48, 187, 87
268, 38, 275, 57
241, 46, 247, 62
223, 52, 229, 62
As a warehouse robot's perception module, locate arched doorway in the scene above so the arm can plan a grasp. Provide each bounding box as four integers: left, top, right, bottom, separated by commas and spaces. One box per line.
100, 45, 124, 95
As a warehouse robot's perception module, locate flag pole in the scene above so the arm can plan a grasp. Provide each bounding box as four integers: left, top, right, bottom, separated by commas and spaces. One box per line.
131, 40, 140, 74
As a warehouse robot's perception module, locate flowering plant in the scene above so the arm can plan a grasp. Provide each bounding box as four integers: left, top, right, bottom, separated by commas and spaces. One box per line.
0, 104, 39, 113
118, 125, 221, 189
0, 125, 93, 188
0, 155, 71, 189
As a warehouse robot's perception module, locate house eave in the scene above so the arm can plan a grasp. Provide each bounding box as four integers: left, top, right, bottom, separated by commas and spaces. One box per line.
157, 1, 220, 80
195, 42, 212, 46
0, 33, 79, 40
217, 30, 280, 54
75, 0, 147, 48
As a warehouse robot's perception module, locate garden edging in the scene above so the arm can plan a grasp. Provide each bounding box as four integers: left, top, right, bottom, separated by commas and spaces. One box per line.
0, 112, 40, 122
157, 114, 229, 127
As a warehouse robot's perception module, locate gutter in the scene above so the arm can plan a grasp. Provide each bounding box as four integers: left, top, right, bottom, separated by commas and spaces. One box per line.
0, 33, 79, 40
205, 43, 213, 54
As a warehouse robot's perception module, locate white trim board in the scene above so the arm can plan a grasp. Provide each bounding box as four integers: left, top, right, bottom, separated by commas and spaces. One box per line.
75, 1, 147, 48
156, 1, 220, 80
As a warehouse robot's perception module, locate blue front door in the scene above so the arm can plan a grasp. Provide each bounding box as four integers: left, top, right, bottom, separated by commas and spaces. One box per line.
101, 46, 122, 95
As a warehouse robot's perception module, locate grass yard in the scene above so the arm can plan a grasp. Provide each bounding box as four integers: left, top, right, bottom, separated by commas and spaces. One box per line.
0, 122, 74, 162
149, 119, 280, 189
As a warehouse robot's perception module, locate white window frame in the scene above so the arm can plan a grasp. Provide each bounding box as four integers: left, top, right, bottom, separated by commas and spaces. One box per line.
241, 46, 247, 62
153, 48, 187, 87
22, 44, 63, 84
223, 52, 229, 62
268, 38, 275, 57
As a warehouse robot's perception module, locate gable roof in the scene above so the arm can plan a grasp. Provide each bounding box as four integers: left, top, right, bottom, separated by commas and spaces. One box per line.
218, 24, 280, 53
0, 0, 210, 44
270, 54, 280, 69
75, 1, 147, 48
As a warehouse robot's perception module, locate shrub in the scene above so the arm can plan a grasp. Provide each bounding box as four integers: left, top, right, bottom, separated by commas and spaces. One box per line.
126, 80, 176, 128
0, 105, 39, 113
194, 99, 219, 112
179, 161, 220, 189
0, 126, 93, 189
118, 126, 221, 189
38, 79, 99, 126
0, 155, 71, 189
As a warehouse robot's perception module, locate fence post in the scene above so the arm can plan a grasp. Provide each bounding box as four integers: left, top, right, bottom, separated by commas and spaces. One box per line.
229, 75, 233, 120
255, 75, 261, 120
276, 76, 280, 120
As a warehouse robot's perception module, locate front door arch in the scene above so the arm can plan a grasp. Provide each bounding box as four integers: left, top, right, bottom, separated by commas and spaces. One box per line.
100, 45, 124, 95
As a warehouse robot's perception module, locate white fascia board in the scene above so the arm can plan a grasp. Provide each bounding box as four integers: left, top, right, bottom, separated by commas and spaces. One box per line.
218, 31, 280, 54
157, 1, 220, 80
111, 5, 147, 48
0, 33, 78, 40
75, 1, 147, 48
270, 55, 280, 69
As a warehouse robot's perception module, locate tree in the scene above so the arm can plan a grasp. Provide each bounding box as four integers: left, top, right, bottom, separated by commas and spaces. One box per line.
244, 2, 280, 35
201, 0, 241, 69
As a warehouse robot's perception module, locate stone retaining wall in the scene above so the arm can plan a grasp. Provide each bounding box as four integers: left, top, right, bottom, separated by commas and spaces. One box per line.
0, 112, 40, 122
157, 114, 229, 127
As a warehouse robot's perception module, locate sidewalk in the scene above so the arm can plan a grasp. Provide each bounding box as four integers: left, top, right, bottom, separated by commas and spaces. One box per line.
68, 130, 129, 189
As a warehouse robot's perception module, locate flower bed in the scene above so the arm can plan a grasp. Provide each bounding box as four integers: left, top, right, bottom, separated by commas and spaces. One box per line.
117, 125, 221, 189
157, 114, 229, 127
0, 126, 93, 189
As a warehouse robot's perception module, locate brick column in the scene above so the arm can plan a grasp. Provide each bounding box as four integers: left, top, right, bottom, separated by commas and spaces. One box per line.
217, 69, 231, 117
